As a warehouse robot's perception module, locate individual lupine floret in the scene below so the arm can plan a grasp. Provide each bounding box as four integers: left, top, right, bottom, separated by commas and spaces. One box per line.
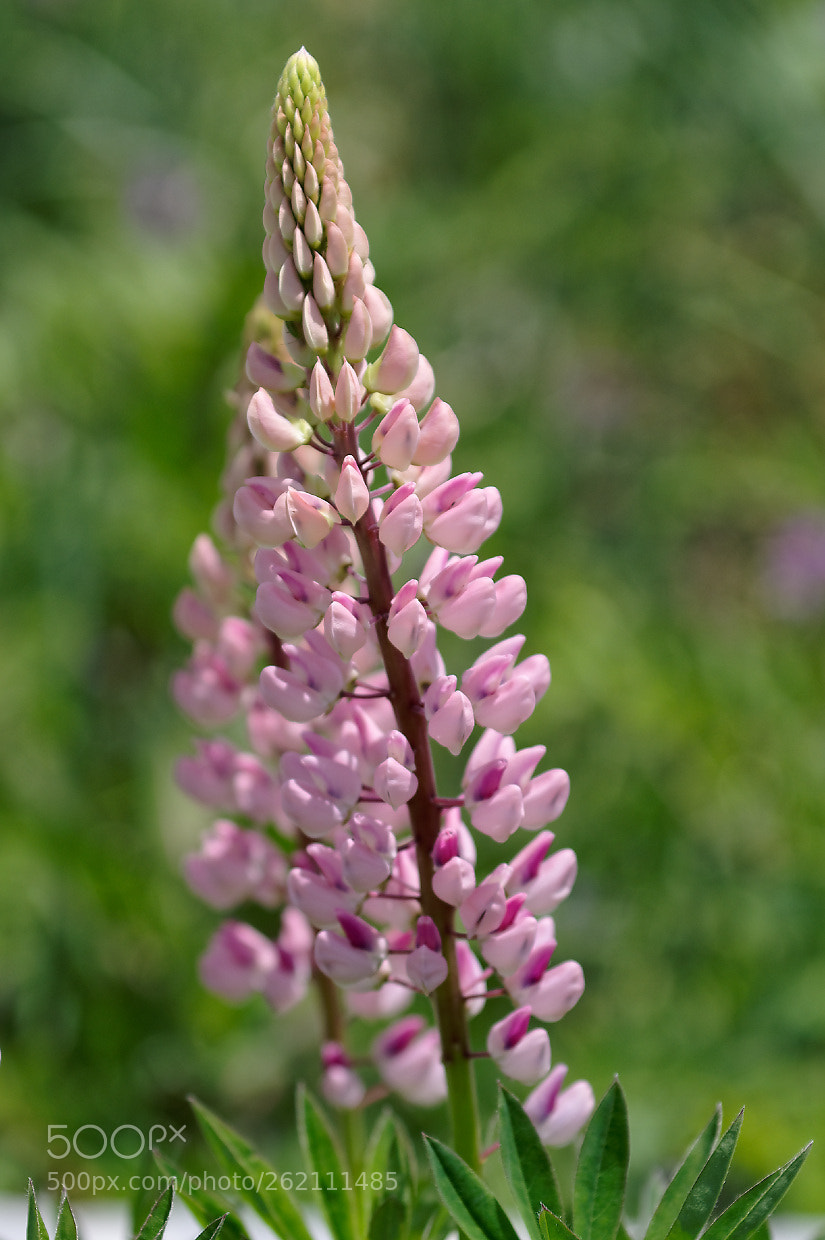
480, 894, 538, 974
372, 731, 418, 809
431, 819, 476, 905
255, 561, 332, 639
184, 819, 287, 909
321, 1042, 366, 1110
199, 921, 276, 1002
422, 674, 474, 755
280, 739, 361, 837
314, 910, 388, 989
378, 482, 424, 556
506, 831, 578, 915
387, 580, 429, 657
259, 631, 345, 722
340, 812, 396, 891
372, 399, 420, 470
171, 646, 244, 727
487, 1007, 551, 1085
461, 636, 551, 734
421, 472, 502, 553
372, 1016, 447, 1106
524, 1066, 596, 1147
247, 387, 313, 451
406, 916, 448, 994
287, 844, 360, 928
504, 922, 585, 1023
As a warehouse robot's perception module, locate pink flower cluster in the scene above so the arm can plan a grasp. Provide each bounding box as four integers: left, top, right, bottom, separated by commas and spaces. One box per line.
171, 49, 593, 1146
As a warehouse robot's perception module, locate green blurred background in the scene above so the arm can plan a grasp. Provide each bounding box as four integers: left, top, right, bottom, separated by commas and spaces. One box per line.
2, 0, 825, 1214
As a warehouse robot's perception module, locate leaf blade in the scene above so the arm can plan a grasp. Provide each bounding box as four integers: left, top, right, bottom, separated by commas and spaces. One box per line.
667, 1109, 744, 1240
573, 1080, 629, 1240
498, 1085, 564, 1239
297, 1085, 357, 1240
424, 1135, 521, 1240
701, 1143, 812, 1240
644, 1108, 722, 1240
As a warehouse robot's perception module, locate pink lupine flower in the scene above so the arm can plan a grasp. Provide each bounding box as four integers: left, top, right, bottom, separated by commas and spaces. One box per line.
199, 921, 275, 1002
412, 397, 459, 466
524, 1065, 596, 1147
456, 939, 489, 1017
481, 895, 538, 975
184, 819, 286, 909
280, 744, 361, 837
231, 751, 283, 823
460, 872, 510, 939
461, 637, 550, 734
406, 916, 448, 994
387, 581, 429, 657
421, 473, 502, 554
315, 911, 388, 989
372, 399, 420, 471
372, 1016, 447, 1106
259, 633, 345, 722
287, 845, 360, 928
334, 455, 370, 523
423, 675, 474, 755
463, 761, 524, 842
172, 647, 243, 727
364, 325, 420, 396
189, 533, 234, 606
487, 1007, 551, 1084
388, 353, 435, 414
431, 821, 476, 905
173, 587, 219, 642
373, 730, 418, 809
245, 340, 304, 392
334, 360, 364, 422
284, 490, 341, 549
378, 482, 424, 556
247, 387, 312, 452
233, 478, 297, 547
321, 1042, 366, 1109
255, 565, 332, 640
175, 738, 238, 809
340, 812, 396, 891
309, 358, 336, 421
323, 592, 368, 660
507, 832, 578, 915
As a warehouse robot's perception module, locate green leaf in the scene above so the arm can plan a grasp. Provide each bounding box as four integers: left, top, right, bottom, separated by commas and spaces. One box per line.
27, 1182, 50, 1240
423, 1134, 521, 1240
539, 1207, 580, 1240
365, 1107, 416, 1233
297, 1085, 357, 1240
700, 1143, 812, 1240
54, 1197, 77, 1240
667, 1110, 744, 1240
193, 1218, 228, 1240
369, 1195, 408, 1240
153, 1153, 251, 1240
498, 1085, 564, 1239
644, 1107, 722, 1240
191, 1096, 315, 1240
134, 1184, 175, 1240
573, 1079, 629, 1240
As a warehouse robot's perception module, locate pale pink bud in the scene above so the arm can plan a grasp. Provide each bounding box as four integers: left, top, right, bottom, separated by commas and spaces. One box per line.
304, 198, 324, 246
437, 576, 497, 639
333, 455, 370, 523
246, 387, 312, 452
422, 675, 475, 755
285, 490, 340, 549
412, 398, 460, 466
528, 960, 586, 1022
525, 1066, 595, 1147
341, 251, 367, 312
387, 595, 429, 657
324, 220, 349, 277
278, 256, 305, 311
409, 620, 445, 688
365, 326, 420, 395
263, 269, 290, 317
487, 1007, 551, 1084
255, 568, 331, 640
334, 360, 364, 422
233, 479, 295, 548
343, 297, 373, 361
302, 295, 329, 353
373, 730, 418, 809
394, 354, 435, 413
508, 839, 578, 916
199, 921, 275, 1002
324, 592, 368, 659
292, 231, 313, 281
312, 252, 336, 308
407, 917, 448, 994
315, 911, 388, 988
364, 284, 393, 344
372, 400, 420, 471
432, 855, 476, 906
309, 359, 336, 421
378, 482, 423, 556
372, 1017, 447, 1106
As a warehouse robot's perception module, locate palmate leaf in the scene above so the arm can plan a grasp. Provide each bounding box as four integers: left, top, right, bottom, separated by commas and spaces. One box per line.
26, 1183, 50, 1240
134, 1183, 175, 1240
700, 1142, 812, 1240
498, 1085, 564, 1240
666, 1110, 744, 1240
297, 1085, 358, 1240
644, 1108, 722, 1240
423, 1135, 521, 1240
573, 1080, 629, 1240
190, 1096, 314, 1240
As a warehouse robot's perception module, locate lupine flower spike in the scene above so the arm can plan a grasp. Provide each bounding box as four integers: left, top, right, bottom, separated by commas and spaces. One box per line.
172, 48, 593, 1168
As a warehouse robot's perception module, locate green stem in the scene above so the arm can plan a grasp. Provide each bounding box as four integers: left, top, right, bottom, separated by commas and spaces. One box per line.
333, 419, 482, 1174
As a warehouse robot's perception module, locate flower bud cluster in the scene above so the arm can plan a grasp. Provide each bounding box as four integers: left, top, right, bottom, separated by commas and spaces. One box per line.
171, 49, 593, 1147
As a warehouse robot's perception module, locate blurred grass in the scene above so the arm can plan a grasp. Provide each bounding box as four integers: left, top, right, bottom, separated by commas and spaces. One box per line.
2, 0, 825, 1212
